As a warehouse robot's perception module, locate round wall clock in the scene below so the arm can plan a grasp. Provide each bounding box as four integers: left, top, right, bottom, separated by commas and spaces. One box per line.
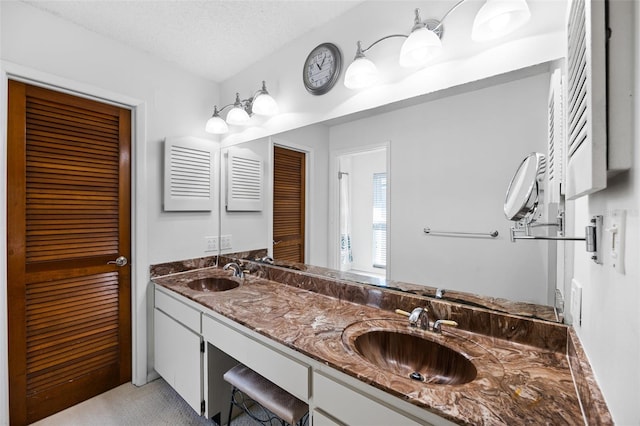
303, 43, 342, 95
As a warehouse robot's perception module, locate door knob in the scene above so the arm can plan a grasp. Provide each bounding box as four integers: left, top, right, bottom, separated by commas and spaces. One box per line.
108, 256, 128, 267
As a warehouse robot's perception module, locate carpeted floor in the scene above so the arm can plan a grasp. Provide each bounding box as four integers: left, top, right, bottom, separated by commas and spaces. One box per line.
31, 378, 260, 426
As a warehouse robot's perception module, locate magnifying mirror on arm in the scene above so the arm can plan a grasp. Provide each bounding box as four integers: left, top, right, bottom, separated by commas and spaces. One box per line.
504, 152, 546, 223
504, 152, 602, 263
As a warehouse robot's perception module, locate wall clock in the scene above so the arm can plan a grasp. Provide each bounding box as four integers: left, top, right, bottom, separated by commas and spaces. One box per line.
303, 43, 342, 95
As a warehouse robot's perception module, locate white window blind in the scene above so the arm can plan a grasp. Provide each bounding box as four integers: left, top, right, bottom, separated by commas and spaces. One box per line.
372, 172, 386, 269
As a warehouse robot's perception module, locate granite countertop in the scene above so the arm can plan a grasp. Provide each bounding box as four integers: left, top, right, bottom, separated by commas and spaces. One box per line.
152, 266, 590, 425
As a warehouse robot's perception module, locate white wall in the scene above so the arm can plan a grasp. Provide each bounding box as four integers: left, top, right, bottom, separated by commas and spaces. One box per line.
0, 2, 220, 421
329, 73, 550, 303
568, 4, 640, 423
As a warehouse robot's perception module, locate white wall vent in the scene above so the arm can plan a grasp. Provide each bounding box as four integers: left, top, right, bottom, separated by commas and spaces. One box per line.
565, 0, 607, 200
547, 68, 565, 203
565, 0, 633, 200
163, 136, 216, 211
226, 147, 263, 211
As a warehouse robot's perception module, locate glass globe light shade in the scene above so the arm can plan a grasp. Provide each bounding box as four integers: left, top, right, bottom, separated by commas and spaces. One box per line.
399, 27, 443, 68
472, 0, 531, 42
226, 106, 251, 126
344, 56, 379, 90
252, 92, 279, 116
205, 114, 229, 134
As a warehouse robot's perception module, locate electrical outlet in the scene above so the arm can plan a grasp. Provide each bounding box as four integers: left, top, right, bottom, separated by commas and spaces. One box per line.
220, 235, 232, 250
570, 279, 582, 327
205, 236, 218, 252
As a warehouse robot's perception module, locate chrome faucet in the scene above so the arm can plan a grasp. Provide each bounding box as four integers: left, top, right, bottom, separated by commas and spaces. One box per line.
223, 262, 243, 278
408, 307, 430, 330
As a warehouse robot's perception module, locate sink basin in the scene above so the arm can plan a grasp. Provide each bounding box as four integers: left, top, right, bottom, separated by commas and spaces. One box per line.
352, 330, 477, 385
187, 277, 239, 292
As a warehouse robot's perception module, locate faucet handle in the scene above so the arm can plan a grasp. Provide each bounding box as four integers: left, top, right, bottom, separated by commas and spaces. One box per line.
433, 319, 458, 333
394, 309, 411, 317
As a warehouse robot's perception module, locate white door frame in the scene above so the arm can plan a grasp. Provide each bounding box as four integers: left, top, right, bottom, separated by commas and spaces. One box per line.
0, 61, 149, 425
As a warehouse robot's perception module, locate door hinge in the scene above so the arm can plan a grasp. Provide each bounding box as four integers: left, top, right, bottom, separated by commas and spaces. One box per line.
201, 400, 206, 414
200, 341, 205, 353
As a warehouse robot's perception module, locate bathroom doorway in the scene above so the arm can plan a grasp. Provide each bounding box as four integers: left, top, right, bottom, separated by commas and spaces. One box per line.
335, 145, 389, 278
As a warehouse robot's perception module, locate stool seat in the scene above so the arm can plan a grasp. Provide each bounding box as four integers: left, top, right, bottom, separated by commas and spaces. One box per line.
223, 364, 308, 425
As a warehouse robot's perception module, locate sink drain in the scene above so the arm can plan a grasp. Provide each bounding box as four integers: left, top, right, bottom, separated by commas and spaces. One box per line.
409, 372, 423, 381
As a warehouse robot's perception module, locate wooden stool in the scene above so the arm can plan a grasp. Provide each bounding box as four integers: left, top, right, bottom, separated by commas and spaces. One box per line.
223, 364, 308, 426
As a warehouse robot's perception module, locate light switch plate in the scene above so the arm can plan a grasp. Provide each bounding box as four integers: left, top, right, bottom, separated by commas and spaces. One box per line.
570, 279, 582, 327
608, 210, 626, 274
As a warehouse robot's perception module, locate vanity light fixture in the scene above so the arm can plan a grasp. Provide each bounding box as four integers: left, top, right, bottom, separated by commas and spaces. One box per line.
205, 81, 279, 134
344, 0, 531, 89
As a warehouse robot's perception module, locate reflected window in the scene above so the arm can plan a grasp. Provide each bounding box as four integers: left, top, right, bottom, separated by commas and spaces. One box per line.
372, 172, 387, 269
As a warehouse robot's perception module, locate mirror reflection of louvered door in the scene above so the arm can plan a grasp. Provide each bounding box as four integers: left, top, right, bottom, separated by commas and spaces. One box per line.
273, 146, 305, 263
7, 81, 132, 425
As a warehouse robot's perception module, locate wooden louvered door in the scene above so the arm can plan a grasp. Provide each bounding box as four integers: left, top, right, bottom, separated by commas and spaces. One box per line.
7, 81, 131, 425
273, 146, 305, 263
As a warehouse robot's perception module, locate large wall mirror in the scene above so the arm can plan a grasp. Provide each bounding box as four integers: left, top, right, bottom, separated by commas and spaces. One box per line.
219, 64, 564, 322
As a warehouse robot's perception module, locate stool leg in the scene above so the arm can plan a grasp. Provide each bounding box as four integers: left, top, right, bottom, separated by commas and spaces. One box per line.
226, 386, 236, 426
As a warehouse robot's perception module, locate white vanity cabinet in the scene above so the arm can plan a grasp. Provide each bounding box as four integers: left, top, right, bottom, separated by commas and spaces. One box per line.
154, 284, 453, 426
154, 287, 203, 414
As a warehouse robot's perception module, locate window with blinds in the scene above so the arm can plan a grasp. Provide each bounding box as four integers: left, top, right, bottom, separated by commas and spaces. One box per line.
372, 172, 387, 269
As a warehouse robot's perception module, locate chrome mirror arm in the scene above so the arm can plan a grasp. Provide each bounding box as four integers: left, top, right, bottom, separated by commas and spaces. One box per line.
510, 215, 602, 264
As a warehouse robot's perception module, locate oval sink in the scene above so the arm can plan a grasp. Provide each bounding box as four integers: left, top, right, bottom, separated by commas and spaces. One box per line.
353, 330, 477, 385
187, 277, 239, 292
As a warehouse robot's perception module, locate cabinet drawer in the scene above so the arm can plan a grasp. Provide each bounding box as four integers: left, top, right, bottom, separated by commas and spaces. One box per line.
313, 372, 421, 426
202, 314, 309, 402
155, 287, 200, 333
313, 409, 343, 426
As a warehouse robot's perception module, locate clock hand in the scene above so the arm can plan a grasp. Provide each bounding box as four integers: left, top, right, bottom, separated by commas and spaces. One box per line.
316, 63, 322, 71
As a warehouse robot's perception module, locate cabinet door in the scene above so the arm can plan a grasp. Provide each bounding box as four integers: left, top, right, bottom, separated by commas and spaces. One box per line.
154, 308, 202, 414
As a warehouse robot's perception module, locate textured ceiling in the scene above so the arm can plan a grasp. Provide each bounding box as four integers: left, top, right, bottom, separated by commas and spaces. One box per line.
22, 0, 364, 83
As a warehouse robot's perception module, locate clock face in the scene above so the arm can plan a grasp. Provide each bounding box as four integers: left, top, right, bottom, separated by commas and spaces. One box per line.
303, 43, 342, 95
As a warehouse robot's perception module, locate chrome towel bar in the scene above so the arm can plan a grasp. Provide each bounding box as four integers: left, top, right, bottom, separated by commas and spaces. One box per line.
423, 227, 499, 238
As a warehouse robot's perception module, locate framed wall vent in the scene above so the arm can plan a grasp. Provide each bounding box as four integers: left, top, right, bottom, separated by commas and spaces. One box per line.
226, 147, 264, 212
163, 136, 217, 211
565, 0, 632, 200
547, 68, 565, 204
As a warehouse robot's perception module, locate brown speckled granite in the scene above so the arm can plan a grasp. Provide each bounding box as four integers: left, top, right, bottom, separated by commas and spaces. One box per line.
220, 255, 566, 353
151, 266, 596, 425
568, 328, 613, 425
225, 254, 559, 322
149, 256, 218, 278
